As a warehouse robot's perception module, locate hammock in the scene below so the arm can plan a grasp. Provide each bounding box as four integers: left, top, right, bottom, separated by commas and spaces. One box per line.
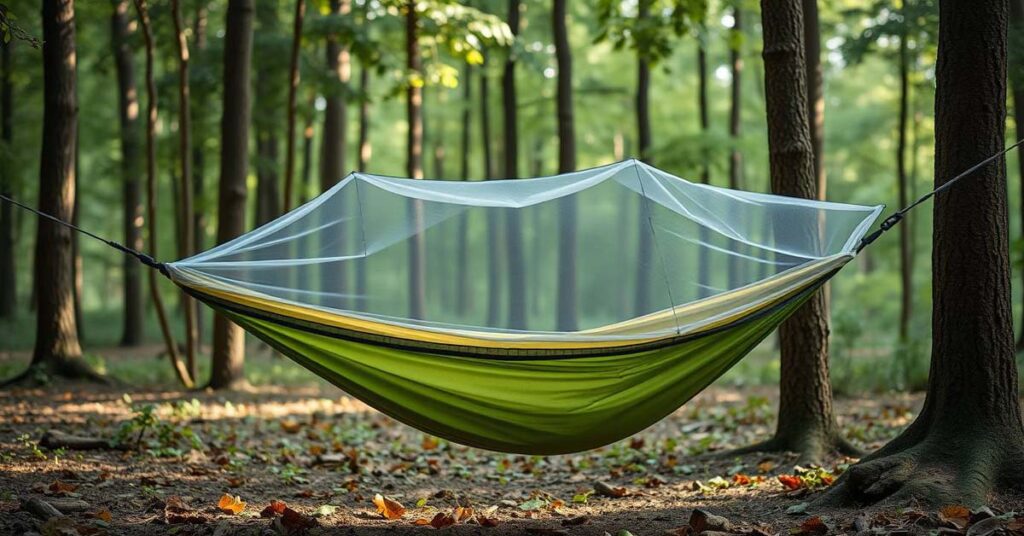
164, 160, 883, 454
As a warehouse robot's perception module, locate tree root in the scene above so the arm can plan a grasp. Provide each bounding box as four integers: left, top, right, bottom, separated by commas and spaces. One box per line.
699, 431, 862, 465
814, 432, 1024, 508
0, 359, 109, 388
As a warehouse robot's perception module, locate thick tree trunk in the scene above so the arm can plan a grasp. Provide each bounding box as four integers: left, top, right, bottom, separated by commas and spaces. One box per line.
896, 18, 913, 341
696, 34, 711, 298
136, 0, 193, 388
743, 0, 852, 462
728, 7, 744, 288
25, 0, 96, 382
0, 23, 16, 319
406, 1, 426, 319
210, 0, 254, 390
634, 0, 653, 317
553, 0, 577, 331
821, 0, 1024, 507
172, 0, 198, 379
283, 0, 305, 212
110, 1, 144, 346
503, 0, 526, 330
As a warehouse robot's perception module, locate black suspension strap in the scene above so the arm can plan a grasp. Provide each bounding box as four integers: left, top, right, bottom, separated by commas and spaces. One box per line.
856, 138, 1024, 253
0, 193, 169, 278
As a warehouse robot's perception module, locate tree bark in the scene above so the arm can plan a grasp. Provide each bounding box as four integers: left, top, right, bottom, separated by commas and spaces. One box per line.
0, 17, 16, 319
897, 8, 913, 341
503, 0, 526, 330
553, 0, 577, 331
456, 65, 471, 317
696, 30, 711, 298
210, 0, 254, 390
172, 0, 198, 379
110, 1, 144, 346
406, 0, 426, 319
23, 0, 99, 382
355, 63, 370, 300
821, 0, 1024, 507
742, 0, 852, 462
283, 0, 305, 212
191, 5, 208, 343
634, 0, 653, 317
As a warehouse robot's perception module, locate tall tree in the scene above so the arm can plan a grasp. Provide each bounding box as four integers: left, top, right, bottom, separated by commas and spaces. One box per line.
171, 0, 199, 379
136, 0, 194, 388
406, 0, 426, 319
210, 0, 255, 390
456, 65, 472, 317
110, 0, 143, 346
823, 0, 1024, 506
357, 65, 371, 173
896, 0, 913, 341
0, 13, 15, 319
749, 0, 855, 461
727, 6, 744, 287
803, 0, 824, 200
1011, 0, 1024, 349
481, 64, 502, 326
282, 0, 305, 212
321, 0, 350, 307
255, 0, 283, 226
633, 0, 654, 316
18, 0, 96, 382
553, 0, 576, 331
503, 0, 526, 330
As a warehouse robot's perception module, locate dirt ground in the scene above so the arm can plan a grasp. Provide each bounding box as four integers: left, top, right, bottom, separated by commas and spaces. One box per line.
0, 378, 1021, 535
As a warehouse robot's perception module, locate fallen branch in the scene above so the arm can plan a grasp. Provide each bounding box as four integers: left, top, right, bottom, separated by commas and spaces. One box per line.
21, 497, 64, 521
39, 429, 115, 451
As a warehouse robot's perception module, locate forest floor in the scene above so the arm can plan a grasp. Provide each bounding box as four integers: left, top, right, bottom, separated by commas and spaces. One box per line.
1, 350, 1023, 535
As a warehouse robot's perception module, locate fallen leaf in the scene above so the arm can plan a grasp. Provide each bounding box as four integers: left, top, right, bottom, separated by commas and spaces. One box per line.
280, 506, 318, 532
430, 512, 456, 529
313, 504, 338, 518
261, 500, 288, 518
413, 518, 431, 526
47, 480, 78, 496
594, 481, 628, 498
87, 508, 112, 522
939, 505, 971, 529
794, 516, 828, 535
422, 436, 439, 450
280, 419, 302, 434
778, 475, 803, 490
689, 509, 734, 533
217, 494, 246, 515
372, 494, 405, 520
165, 496, 208, 525
478, 515, 501, 527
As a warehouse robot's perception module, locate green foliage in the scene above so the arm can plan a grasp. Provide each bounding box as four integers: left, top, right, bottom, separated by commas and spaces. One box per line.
594, 0, 707, 64
115, 399, 206, 456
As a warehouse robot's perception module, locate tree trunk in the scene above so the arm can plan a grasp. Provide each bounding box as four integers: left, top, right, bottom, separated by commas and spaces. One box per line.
728, 7, 744, 288
503, 0, 526, 330
745, 0, 852, 462
255, 0, 281, 226
300, 94, 314, 205
406, 0, 426, 319
634, 0, 653, 317
191, 5, 208, 344
355, 64, 370, 300
822, 0, 1024, 507
210, 0, 254, 390
25, 0, 96, 382
111, 0, 144, 347
896, 11, 912, 341
696, 31, 711, 298
456, 65, 471, 317
553, 0, 577, 331
136, 0, 194, 388
171, 0, 199, 379
481, 67, 502, 326
0, 24, 16, 319
803, 0, 824, 200
283, 0, 305, 212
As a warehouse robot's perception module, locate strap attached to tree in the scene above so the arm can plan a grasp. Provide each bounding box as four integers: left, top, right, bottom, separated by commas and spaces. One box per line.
856, 138, 1024, 253
0, 193, 169, 277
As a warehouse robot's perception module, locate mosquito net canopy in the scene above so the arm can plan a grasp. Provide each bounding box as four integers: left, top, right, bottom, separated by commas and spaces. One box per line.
168, 160, 882, 345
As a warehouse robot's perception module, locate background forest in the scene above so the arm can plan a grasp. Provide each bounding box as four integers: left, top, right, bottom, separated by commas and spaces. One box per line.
0, 0, 963, 393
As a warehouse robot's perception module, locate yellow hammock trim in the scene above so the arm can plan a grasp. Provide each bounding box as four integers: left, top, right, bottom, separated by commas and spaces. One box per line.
169, 254, 849, 352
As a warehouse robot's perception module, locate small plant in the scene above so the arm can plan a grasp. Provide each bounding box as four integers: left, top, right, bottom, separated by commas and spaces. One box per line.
17, 433, 46, 461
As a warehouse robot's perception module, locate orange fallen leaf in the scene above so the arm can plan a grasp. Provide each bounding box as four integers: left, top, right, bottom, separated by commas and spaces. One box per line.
939, 505, 970, 528
797, 516, 828, 535
422, 436, 439, 450
48, 480, 78, 495
280, 419, 302, 434
217, 494, 246, 515
478, 515, 501, 527
778, 474, 802, 490
413, 518, 432, 526
87, 508, 113, 522
733, 473, 752, 485
261, 500, 288, 518
373, 494, 405, 520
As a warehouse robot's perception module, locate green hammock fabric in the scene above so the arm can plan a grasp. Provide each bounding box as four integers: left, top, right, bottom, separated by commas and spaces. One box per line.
211, 286, 814, 455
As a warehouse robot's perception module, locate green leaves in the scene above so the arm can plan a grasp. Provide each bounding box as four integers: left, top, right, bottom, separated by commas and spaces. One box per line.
594, 0, 707, 65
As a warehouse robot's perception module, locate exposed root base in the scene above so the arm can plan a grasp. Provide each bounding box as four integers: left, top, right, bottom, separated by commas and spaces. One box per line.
815, 433, 1024, 508
699, 433, 862, 465
0, 359, 109, 388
